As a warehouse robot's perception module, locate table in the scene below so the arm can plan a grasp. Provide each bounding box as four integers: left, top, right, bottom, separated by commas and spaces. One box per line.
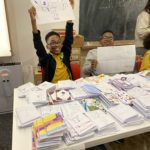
12, 89, 150, 150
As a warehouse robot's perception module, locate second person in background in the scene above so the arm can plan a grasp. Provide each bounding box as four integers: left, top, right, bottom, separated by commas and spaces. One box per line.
83, 30, 114, 76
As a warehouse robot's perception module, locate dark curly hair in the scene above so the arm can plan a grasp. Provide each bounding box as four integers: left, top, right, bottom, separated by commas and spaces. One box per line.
143, 33, 150, 49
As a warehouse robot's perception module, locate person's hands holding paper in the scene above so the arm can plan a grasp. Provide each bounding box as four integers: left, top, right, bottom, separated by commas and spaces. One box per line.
91, 59, 98, 70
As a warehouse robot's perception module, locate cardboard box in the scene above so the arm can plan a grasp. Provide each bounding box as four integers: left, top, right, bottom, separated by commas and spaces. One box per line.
60, 35, 84, 48
72, 35, 84, 48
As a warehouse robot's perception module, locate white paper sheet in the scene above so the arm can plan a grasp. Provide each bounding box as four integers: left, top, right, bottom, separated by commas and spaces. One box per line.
96, 45, 136, 74
31, 0, 75, 24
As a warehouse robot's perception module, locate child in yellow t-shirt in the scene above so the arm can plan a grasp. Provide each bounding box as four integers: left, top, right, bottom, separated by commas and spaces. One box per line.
140, 33, 150, 71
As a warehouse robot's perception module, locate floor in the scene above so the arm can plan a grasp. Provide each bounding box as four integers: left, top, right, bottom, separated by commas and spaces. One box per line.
0, 113, 150, 150
0, 113, 12, 150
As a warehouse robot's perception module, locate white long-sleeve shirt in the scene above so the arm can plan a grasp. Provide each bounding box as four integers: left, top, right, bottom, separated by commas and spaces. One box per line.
135, 11, 150, 47
83, 49, 98, 76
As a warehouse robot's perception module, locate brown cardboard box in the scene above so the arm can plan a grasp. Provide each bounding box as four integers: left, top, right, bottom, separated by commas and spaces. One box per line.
72, 35, 84, 48
60, 35, 84, 48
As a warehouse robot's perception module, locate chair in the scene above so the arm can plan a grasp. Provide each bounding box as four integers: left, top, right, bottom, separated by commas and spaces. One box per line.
40, 64, 80, 81
136, 55, 143, 72
70, 63, 80, 80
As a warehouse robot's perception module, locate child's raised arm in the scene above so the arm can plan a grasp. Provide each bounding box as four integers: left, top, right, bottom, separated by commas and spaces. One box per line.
28, 7, 38, 33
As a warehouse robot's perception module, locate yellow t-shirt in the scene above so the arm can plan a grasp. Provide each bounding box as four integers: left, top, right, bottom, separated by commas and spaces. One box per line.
140, 50, 150, 71
51, 54, 70, 83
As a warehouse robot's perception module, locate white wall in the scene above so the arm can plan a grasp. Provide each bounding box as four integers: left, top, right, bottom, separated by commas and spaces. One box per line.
1, 0, 80, 83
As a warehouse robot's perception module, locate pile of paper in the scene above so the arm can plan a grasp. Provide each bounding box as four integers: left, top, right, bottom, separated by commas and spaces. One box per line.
63, 113, 96, 145
37, 81, 56, 93
80, 98, 106, 112
75, 78, 90, 87
69, 84, 101, 100
127, 87, 149, 99
16, 104, 41, 127
69, 88, 89, 100
96, 82, 119, 108
17, 82, 56, 107
87, 110, 118, 135
57, 80, 77, 90
84, 74, 109, 85
108, 104, 144, 126
32, 113, 67, 150
57, 90, 71, 101
48, 90, 72, 105
132, 94, 150, 119
61, 101, 86, 118
17, 82, 35, 98
109, 76, 134, 91
39, 105, 62, 117
26, 88, 48, 107
112, 90, 135, 105
82, 84, 100, 97
123, 74, 150, 92
61, 101, 96, 145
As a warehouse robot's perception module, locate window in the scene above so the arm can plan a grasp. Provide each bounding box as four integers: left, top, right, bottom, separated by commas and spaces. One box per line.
0, 0, 11, 57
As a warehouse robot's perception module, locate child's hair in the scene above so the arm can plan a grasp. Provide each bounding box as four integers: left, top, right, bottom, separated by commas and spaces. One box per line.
45, 31, 60, 43
101, 30, 114, 36
143, 33, 150, 49
99, 30, 114, 39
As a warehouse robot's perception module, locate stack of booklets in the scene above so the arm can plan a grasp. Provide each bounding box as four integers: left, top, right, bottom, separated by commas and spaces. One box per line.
129, 73, 150, 91
69, 85, 100, 100
127, 87, 149, 100
39, 105, 62, 117
16, 104, 41, 128
132, 94, 150, 119
87, 110, 118, 135
85, 74, 109, 85
61, 101, 86, 118
57, 80, 77, 90
17, 82, 35, 98
47, 90, 72, 105
108, 104, 144, 126
37, 81, 56, 93
112, 90, 135, 105
63, 113, 96, 145
61, 102, 96, 145
26, 88, 48, 107
69, 88, 89, 100
109, 74, 135, 91
80, 98, 106, 112
82, 84, 100, 97
75, 78, 90, 87
56, 90, 71, 101
97, 82, 120, 108
32, 113, 67, 150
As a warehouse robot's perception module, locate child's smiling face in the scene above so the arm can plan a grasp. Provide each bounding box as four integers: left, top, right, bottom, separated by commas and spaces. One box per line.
46, 35, 62, 55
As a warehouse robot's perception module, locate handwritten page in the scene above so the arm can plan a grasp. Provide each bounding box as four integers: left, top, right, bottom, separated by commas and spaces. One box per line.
31, 0, 75, 24
96, 45, 136, 74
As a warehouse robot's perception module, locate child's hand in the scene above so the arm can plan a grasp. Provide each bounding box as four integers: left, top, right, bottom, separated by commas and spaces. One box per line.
69, 0, 74, 9
136, 55, 143, 63
28, 7, 36, 22
91, 59, 98, 70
